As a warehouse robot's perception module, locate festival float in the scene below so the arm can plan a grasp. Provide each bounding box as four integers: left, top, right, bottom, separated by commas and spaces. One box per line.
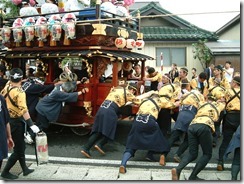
0, 0, 154, 135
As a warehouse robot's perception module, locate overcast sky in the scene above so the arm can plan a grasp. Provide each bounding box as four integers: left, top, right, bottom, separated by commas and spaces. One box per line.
138, 0, 240, 32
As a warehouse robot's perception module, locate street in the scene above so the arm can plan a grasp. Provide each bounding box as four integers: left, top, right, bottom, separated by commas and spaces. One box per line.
24, 120, 233, 165
2, 120, 238, 181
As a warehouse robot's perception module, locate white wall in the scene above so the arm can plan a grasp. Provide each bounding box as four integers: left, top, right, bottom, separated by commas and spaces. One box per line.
218, 23, 240, 41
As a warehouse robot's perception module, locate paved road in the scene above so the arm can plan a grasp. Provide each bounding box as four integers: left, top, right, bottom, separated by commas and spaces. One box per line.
1, 120, 239, 181
24, 120, 233, 165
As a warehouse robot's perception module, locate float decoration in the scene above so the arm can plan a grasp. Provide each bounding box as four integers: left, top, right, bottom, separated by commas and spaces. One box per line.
35, 16, 48, 47
23, 17, 35, 46
1, 26, 11, 43
126, 38, 136, 50
115, 29, 128, 49
48, 15, 62, 46
135, 35, 145, 50
62, 13, 76, 46
12, 18, 24, 47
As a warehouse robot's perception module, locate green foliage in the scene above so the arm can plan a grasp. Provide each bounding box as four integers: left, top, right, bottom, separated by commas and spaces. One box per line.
192, 39, 213, 70
0, 0, 20, 19
90, 0, 96, 7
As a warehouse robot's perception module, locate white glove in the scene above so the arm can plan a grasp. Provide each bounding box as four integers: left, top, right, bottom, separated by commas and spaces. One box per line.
30, 125, 40, 133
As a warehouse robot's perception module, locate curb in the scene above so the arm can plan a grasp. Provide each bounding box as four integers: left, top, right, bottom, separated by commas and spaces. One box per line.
24, 154, 232, 170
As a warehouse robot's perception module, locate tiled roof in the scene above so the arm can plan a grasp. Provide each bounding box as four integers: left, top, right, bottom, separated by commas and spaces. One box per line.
131, 2, 218, 41
1, 49, 154, 60
129, 1, 161, 12
142, 27, 218, 41
205, 41, 240, 55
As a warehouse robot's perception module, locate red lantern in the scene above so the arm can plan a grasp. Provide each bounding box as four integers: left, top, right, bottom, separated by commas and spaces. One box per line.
135, 39, 145, 50
115, 37, 126, 49
126, 39, 136, 50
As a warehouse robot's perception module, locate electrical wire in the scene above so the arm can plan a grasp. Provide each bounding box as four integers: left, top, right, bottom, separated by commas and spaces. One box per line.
0, 10, 239, 30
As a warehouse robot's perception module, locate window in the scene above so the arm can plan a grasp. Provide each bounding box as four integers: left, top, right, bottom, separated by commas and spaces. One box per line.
156, 48, 186, 67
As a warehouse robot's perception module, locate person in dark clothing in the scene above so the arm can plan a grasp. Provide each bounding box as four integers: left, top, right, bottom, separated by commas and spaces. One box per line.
22, 75, 62, 121
119, 92, 180, 174
35, 81, 83, 131
1, 68, 40, 180
0, 95, 14, 170
191, 68, 197, 79
217, 76, 240, 171
168, 90, 205, 163
80, 85, 137, 158
169, 63, 179, 82
171, 99, 225, 180
224, 125, 240, 180
0, 64, 8, 91
204, 63, 214, 86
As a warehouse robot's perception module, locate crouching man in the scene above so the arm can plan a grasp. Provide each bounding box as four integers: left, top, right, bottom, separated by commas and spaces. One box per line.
171, 96, 225, 180
35, 81, 83, 131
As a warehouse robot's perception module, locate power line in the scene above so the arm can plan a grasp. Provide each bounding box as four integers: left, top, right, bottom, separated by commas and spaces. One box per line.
0, 10, 239, 30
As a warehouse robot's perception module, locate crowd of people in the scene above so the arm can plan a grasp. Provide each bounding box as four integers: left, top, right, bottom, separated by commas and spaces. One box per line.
0, 60, 240, 180
8, 0, 132, 20
122, 61, 240, 180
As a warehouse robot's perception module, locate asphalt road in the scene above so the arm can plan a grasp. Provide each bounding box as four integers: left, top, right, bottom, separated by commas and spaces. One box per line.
25, 120, 233, 165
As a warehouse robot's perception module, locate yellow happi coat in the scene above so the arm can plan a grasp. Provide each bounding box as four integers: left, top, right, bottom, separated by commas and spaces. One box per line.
105, 86, 135, 107
225, 87, 240, 112
190, 101, 225, 132
180, 89, 205, 108
1, 83, 28, 118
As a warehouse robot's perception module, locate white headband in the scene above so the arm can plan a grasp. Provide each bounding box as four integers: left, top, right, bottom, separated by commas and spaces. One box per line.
10, 73, 23, 79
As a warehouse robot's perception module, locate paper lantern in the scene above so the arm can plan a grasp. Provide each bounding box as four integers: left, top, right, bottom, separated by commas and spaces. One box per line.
126, 38, 135, 49
115, 37, 126, 49
135, 39, 145, 50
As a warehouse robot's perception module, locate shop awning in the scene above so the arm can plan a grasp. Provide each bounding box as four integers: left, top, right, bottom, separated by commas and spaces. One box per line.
1, 49, 154, 61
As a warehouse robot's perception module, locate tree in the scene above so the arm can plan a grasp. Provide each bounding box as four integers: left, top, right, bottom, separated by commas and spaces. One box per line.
0, 0, 20, 19
90, 0, 96, 7
192, 39, 213, 70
